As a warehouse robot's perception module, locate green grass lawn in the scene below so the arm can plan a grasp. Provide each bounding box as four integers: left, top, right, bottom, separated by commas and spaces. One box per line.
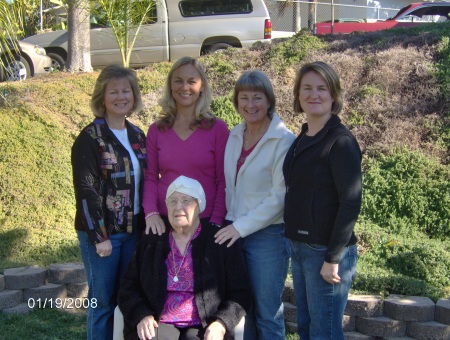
0, 308, 86, 339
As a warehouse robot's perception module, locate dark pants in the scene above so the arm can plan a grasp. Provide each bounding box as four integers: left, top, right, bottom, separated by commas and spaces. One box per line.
155, 324, 204, 340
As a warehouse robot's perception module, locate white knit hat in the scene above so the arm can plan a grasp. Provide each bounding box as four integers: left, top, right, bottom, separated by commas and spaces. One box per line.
166, 176, 206, 213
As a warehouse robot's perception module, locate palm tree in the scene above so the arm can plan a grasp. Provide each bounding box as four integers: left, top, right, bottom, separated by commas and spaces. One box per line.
0, 0, 21, 83
95, 0, 156, 67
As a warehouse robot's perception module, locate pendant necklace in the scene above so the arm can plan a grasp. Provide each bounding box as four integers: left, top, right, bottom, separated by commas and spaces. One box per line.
171, 231, 195, 283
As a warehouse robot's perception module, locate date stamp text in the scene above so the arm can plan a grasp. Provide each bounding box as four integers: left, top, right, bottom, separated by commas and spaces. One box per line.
27, 297, 97, 309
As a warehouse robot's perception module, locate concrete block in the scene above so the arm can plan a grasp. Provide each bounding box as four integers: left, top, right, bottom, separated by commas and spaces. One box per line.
435, 298, 450, 325
285, 321, 298, 334
0, 275, 5, 292
406, 321, 450, 340
48, 262, 86, 284
2, 302, 33, 315
23, 283, 67, 302
66, 282, 88, 298
283, 301, 297, 323
344, 331, 376, 339
4, 266, 47, 289
356, 316, 406, 337
343, 314, 356, 332
282, 280, 295, 304
346, 294, 383, 317
0, 290, 23, 310
384, 295, 435, 322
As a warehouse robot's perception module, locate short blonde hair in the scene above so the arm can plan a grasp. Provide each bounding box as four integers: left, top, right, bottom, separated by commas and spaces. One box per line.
233, 70, 276, 119
90, 64, 143, 117
293, 61, 343, 115
157, 57, 215, 130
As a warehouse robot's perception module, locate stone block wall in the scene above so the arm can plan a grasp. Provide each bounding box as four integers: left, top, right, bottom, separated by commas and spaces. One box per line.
282, 282, 450, 339
0, 263, 87, 315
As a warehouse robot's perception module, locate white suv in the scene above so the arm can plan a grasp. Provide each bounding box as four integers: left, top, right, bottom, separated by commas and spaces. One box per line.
22, 0, 272, 69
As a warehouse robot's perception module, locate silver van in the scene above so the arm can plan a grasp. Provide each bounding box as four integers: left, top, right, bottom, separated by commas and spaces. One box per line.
22, 0, 272, 70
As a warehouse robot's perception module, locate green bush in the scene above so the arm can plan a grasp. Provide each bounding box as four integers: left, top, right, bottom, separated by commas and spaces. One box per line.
361, 149, 450, 239
211, 95, 241, 130
265, 30, 326, 70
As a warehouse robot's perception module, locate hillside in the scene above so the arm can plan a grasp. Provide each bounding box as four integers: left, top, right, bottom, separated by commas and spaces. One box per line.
0, 23, 449, 300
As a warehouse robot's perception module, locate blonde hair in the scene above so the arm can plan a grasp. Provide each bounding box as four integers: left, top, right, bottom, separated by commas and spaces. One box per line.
157, 57, 215, 130
233, 70, 276, 119
90, 64, 143, 117
293, 61, 343, 115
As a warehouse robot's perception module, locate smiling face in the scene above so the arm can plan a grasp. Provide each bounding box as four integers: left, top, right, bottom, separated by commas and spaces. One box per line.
298, 71, 334, 120
167, 191, 200, 231
170, 63, 204, 111
104, 77, 134, 119
237, 90, 271, 127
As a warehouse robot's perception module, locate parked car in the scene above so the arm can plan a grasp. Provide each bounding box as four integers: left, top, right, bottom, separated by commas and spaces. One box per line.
22, 0, 272, 70
0, 40, 52, 81
315, 2, 450, 35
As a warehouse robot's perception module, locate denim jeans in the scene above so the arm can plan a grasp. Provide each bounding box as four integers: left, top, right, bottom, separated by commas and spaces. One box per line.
289, 241, 357, 340
239, 223, 290, 340
77, 226, 139, 340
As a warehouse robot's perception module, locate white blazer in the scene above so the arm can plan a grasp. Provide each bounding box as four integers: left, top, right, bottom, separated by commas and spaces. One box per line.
224, 113, 296, 237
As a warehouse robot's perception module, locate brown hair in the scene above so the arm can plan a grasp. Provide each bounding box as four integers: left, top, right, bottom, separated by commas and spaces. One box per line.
293, 61, 343, 115
90, 64, 143, 117
233, 70, 276, 119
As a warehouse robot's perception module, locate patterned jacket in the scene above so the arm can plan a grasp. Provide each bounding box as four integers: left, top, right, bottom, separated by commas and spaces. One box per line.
71, 118, 147, 244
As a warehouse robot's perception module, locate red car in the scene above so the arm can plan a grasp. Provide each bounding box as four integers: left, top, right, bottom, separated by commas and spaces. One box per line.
315, 2, 450, 35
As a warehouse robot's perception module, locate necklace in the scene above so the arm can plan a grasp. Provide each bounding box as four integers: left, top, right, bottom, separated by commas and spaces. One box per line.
171, 231, 195, 283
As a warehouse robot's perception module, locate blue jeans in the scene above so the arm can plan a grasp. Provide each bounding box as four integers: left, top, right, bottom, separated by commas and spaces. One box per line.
239, 224, 290, 340
289, 241, 357, 340
77, 227, 139, 340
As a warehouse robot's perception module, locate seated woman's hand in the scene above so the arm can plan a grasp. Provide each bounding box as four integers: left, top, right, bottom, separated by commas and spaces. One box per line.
145, 214, 166, 235
137, 315, 158, 340
204, 320, 226, 340
214, 224, 241, 247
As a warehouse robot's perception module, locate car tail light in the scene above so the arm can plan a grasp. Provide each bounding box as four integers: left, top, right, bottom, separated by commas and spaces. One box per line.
264, 19, 272, 39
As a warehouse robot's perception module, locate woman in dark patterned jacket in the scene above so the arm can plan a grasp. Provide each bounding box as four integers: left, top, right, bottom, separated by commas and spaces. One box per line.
71, 64, 147, 340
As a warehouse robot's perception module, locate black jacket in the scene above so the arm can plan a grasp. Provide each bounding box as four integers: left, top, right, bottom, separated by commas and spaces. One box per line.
118, 225, 251, 340
283, 115, 362, 263
71, 118, 147, 244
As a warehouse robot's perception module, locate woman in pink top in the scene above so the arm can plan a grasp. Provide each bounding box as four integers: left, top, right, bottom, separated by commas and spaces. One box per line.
143, 57, 229, 235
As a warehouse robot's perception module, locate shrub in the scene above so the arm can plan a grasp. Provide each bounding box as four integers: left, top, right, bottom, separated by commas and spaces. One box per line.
265, 30, 326, 70
211, 95, 241, 130
361, 149, 450, 239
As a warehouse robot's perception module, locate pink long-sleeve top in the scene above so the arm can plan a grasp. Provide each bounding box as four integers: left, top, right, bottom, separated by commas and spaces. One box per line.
143, 119, 229, 225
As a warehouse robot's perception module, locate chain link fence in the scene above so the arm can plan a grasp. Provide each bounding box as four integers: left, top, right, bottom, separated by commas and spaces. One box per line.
265, 0, 402, 32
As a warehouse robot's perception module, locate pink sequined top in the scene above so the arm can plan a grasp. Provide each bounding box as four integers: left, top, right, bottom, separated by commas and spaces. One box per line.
160, 226, 202, 327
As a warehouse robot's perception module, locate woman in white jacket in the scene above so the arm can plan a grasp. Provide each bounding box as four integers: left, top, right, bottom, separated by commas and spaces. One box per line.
215, 70, 295, 340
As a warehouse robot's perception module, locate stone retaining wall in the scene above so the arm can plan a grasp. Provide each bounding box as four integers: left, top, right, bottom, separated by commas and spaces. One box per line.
0, 263, 87, 314
1, 263, 449, 339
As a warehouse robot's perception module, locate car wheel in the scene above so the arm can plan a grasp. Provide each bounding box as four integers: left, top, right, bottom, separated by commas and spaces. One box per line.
207, 43, 233, 54
47, 52, 65, 71
2, 55, 31, 81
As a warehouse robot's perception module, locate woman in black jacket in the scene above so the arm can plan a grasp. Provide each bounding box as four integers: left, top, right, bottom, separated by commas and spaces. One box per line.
283, 61, 362, 340
118, 176, 250, 340
72, 65, 146, 340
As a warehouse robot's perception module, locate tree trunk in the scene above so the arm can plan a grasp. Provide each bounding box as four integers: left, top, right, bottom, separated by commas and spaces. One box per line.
66, 0, 92, 72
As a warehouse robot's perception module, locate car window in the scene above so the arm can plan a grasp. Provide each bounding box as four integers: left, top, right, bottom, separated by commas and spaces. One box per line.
178, 0, 253, 17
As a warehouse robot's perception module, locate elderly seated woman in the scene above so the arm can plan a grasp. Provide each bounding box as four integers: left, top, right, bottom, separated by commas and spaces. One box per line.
118, 176, 250, 340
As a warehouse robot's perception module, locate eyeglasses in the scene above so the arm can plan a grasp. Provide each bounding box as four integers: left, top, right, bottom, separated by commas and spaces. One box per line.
166, 196, 196, 207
